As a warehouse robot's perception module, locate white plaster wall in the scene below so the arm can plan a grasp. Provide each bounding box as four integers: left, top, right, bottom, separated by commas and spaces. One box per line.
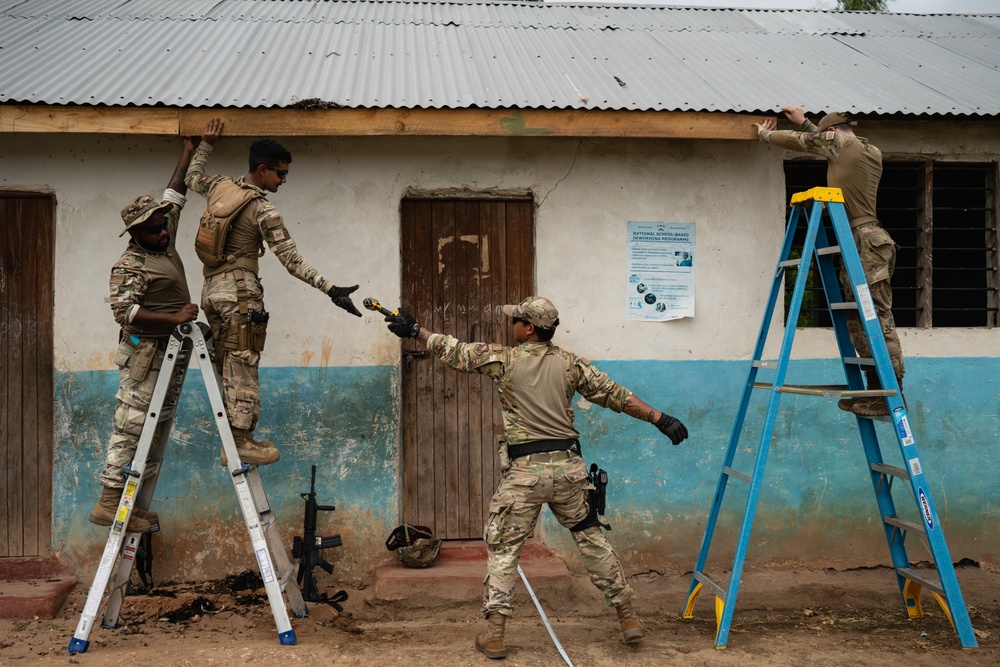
2, 122, 997, 371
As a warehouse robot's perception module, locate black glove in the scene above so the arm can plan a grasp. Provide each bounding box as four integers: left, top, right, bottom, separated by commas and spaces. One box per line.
327, 284, 362, 317
386, 309, 421, 339
655, 412, 688, 446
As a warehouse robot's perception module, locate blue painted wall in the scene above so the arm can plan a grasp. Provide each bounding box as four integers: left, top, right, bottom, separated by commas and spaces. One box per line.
54, 357, 999, 581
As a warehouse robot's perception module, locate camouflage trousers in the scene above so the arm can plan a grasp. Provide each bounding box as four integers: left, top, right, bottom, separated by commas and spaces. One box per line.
840, 223, 905, 379
482, 452, 634, 618
100, 342, 165, 489
202, 271, 265, 431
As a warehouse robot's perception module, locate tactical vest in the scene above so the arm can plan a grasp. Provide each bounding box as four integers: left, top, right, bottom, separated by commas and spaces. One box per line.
195, 179, 263, 269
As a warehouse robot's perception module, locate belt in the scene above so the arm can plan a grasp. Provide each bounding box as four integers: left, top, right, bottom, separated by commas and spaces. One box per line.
508, 438, 580, 460
849, 215, 880, 229
519, 450, 575, 464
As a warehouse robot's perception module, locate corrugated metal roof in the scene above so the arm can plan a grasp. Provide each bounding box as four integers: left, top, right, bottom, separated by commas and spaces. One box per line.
1, 0, 999, 116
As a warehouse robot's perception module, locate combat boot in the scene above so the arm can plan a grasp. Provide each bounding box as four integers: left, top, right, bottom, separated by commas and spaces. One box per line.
88, 487, 154, 533
849, 373, 904, 418
474, 612, 507, 659
839, 370, 878, 412
616, 601, 645, 643
221, 429, 280, 467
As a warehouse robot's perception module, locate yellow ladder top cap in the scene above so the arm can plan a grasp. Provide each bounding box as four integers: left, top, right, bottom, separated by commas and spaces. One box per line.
790, 187, 845, 204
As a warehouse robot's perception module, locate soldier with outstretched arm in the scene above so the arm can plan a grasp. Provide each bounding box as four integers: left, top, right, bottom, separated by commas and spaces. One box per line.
184, 119, 362, 465
385, 296, 688, 659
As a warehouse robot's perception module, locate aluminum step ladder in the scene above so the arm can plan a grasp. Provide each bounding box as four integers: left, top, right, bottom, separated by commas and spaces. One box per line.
69, 322, 306, 654
683, 187, 977, 649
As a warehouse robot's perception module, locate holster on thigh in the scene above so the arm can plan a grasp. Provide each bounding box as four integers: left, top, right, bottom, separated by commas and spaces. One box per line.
222, 282, 269, 353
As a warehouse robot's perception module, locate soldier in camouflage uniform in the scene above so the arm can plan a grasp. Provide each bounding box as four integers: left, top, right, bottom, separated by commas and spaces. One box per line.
89, 137, 201, 533
754, 106, 905, 417
385, 297, 689, 659
185, 119, 362, 465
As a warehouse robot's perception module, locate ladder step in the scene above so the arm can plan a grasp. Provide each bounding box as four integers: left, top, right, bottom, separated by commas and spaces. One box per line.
693, 571, 728, 602
871, 463, 909, 480
884, 515, 927, 537
778, 258, 801, 268
816, 245, 841, 256
752, 360, 778, 369
898, 567, 946, 597
830, 302, 858, 311
753, 382, 896, 398
842, 356, 876, 367
723, 466, 751, 484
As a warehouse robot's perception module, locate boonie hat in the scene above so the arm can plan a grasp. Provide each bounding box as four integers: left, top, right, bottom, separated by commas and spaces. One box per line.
502, 296, 560, 329
816, 111, 855, 133
120, 195, 171, 237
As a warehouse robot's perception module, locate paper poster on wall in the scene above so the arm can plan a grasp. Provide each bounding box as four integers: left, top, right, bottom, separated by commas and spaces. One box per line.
626, 221, 695, 321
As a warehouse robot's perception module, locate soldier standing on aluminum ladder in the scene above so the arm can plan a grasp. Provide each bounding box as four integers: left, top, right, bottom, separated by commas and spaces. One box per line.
185, 118, 363, 466
89, 136, 201, 532
385, 296, 689, 659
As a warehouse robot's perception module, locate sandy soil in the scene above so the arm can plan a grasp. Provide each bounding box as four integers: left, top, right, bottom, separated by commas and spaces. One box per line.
1, 563, 997, 666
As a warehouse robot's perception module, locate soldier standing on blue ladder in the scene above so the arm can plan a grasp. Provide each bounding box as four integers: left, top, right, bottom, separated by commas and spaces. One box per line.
384, 296, 689, 659
89, 136, 201, 532
753, 106, 905, 417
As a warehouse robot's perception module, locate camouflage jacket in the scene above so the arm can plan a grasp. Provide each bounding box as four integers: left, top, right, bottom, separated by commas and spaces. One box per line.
759, 120, 883, 223
184, 143, 333, 293
426, 335, 632, 445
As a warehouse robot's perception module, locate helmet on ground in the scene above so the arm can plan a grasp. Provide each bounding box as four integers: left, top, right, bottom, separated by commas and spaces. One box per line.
385, 524, 442, 568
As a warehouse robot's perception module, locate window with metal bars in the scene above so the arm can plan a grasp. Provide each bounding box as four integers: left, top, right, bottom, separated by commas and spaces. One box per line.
782, 159, 998, 328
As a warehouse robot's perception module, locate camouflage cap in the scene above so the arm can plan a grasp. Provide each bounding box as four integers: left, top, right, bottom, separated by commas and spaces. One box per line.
816, 112, 855, 133
502, 296, 559, 329
119, 194, 171, 237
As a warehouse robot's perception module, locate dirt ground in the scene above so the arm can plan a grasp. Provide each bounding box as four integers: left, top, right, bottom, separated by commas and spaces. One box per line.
1, 563, 997, 667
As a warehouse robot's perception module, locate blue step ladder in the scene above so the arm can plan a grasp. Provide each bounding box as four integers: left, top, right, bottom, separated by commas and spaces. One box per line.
683, 187, 978, 650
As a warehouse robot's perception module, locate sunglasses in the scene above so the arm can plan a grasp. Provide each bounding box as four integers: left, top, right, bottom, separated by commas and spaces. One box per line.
264, 165, 289, 179
137, 219, 168, 235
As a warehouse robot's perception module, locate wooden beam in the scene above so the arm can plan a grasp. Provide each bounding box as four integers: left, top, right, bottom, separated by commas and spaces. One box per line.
0, 105, 764, 140
181, 108, 762, 139
0, 106, 178, 135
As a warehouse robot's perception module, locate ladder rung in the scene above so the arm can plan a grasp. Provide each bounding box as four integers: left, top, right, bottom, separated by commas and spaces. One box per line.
754, 382, 897, 398
816, 245, 841, 256
693, 571, 728, 602
871, 463, 909, 480
752, 360, 778, 369
898, 567, 946, 597
830, 302, 857, 311
842, 357, 876, 367
778, 258, 801, 268
884, 515, 927, 537
723, 466, 751, 484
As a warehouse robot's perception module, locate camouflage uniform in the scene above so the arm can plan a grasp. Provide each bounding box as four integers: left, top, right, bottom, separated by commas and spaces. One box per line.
101, 190, 189, 488
759, 120, 904, 379
185, 143, 334, 431
426, 332, 636, 618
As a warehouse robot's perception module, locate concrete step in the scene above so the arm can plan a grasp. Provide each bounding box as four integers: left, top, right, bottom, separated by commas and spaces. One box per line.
373, 539, 573, 607
0, 555, 78, 619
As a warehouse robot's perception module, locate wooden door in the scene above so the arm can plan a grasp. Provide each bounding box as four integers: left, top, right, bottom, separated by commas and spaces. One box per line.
1, 193, 55, 557
400, 198, 534, 539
